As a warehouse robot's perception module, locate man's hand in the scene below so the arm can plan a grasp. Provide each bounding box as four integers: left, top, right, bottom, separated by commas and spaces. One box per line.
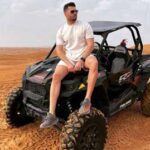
67, 63, 75, 72
75, 60, 84, 71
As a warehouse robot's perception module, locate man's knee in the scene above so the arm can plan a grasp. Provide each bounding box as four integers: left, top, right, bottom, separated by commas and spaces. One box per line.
52, 65, 68, 82
89, 60, 98, 71
52, 73, 63, 82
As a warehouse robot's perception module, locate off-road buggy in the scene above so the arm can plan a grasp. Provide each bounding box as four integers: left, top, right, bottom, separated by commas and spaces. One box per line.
5, 21, 150, 150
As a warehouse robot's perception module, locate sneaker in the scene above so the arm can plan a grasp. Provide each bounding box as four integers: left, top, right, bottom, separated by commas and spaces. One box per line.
79, 98, 91, 115
40, 113, 58, 128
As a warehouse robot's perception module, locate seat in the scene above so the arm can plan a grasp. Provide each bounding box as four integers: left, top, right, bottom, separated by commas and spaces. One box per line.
108, 45, 130, 73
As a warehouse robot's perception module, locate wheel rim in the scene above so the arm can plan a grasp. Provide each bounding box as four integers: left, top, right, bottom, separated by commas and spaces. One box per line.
9, 91, 26, 119
16, 100, 25, 117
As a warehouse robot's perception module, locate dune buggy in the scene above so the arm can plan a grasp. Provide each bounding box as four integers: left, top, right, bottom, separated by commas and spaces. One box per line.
5, 21, 150, 150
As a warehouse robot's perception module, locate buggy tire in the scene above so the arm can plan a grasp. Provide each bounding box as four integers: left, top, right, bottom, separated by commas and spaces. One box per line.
141, 82, 150, 116
61, 107, 107, 150
5, 87, 34, 127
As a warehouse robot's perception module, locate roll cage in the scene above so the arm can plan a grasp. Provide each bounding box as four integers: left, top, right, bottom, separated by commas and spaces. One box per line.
45, 21, 143, 60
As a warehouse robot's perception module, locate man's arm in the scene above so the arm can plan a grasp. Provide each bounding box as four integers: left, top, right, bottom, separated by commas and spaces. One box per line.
56, 27, 73, 66
81, 38, 94, 59
56, 45, 74, 66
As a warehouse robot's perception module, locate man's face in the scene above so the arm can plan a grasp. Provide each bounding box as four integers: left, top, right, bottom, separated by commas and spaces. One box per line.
64, 6, 78, 22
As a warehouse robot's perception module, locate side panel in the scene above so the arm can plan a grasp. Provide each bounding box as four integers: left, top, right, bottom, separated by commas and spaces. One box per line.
138, 54, 150, 91
141, 54, 150, 73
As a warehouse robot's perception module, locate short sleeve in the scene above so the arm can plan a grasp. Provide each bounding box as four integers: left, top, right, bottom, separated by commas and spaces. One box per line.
85, 23, 94, 39
56, 27, 64, 45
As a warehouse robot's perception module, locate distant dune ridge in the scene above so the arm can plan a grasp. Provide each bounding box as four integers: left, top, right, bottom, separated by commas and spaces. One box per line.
0, 44, 150, 54
0, 45, 150, 149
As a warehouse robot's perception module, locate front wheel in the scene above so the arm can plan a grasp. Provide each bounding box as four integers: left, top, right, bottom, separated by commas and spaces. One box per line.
141, 82, 150, 116
61, 108, 107, 150
5, 87, 34, 127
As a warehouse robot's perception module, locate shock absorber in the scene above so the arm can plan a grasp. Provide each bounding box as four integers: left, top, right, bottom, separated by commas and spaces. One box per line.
66, 100, 73, 113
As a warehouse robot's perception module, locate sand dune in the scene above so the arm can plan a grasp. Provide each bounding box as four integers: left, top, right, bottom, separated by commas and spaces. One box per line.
0, 46, 150, 150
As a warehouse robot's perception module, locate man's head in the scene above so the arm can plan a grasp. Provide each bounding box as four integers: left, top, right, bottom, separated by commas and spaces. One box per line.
63, 2, 78, 22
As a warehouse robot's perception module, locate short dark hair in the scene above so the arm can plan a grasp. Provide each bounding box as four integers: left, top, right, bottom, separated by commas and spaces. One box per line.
63, 2, 76, 11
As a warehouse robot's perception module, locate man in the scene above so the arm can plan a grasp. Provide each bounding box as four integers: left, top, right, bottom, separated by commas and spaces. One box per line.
40, 2, 98, 128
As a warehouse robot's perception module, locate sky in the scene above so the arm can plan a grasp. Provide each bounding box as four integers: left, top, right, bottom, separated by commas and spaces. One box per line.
0, 0, 150, 47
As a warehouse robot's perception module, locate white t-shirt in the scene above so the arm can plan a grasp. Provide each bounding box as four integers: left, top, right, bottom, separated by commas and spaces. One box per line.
56, 20, 94, 61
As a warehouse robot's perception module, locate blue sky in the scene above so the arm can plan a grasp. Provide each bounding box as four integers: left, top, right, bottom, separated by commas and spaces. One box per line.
0, 0, 150, 47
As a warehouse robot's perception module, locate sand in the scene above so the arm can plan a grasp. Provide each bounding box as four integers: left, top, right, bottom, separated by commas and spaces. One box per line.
0, 46, 150, 150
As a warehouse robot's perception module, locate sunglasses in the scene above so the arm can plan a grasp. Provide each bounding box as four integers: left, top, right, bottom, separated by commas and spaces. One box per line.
70, 10, 78, 14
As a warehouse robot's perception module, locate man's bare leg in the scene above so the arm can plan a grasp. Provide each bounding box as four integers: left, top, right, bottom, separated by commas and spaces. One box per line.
40, 65, 68, 128
85, 55, 98, 99
79, 55, 98, 114
49, 65, 69, 115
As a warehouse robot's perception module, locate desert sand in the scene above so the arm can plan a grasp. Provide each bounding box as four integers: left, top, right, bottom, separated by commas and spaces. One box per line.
0, 46, 150, 150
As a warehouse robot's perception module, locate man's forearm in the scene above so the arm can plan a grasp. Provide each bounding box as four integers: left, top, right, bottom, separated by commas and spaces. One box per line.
81, 38, 94, 59
56, 49, 72, 66
81, 45, 94, 59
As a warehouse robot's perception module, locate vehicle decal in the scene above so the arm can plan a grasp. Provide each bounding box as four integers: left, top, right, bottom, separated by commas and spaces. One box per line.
119, 71, 132, 84
119, 99, 132, 109
79, 83, 85, 89
46, 68, 52, 72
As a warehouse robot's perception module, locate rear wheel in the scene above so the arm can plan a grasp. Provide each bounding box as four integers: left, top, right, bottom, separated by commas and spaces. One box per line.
5, 87, 34, 127
61, 108, 107, 150
141, 82, 150, 116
